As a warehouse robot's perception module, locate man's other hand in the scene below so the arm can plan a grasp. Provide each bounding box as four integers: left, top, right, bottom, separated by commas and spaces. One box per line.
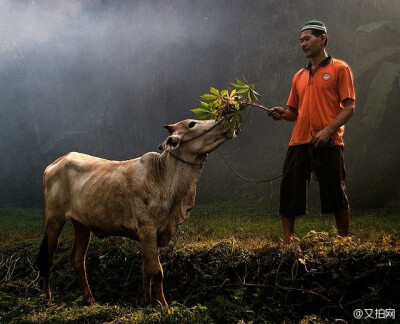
311, 128, 332, 148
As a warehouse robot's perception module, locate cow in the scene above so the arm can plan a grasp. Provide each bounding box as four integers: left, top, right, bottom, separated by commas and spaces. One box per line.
36, 119, 235, 307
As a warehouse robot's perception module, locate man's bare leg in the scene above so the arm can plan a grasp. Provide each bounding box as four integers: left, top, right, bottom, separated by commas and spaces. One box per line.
282, 215, 295, 243
334, 208, 350, 236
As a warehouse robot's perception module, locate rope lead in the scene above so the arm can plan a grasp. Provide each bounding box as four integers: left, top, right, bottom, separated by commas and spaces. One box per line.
217, 148, 306, 183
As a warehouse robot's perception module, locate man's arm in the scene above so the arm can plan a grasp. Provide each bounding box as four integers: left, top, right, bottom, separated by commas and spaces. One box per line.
311, 98, 355, 148
268, 106, 298, 122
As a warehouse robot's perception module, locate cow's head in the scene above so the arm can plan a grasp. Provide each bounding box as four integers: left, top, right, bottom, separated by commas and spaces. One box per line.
159, 119, 235, 156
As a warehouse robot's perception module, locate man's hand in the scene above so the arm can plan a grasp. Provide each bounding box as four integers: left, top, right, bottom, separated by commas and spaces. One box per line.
268, 106, 298, 122
268, 107, 285, 120
311, 128, 332, 148
311, 98, 355, 148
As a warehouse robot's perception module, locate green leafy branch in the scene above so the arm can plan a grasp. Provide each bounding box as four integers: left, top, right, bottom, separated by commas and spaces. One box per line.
191, 77, 270, 130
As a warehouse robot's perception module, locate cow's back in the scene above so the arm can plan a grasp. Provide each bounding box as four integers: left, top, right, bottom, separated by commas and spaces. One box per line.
44, 152, 109, 205
44, 152, 145, 238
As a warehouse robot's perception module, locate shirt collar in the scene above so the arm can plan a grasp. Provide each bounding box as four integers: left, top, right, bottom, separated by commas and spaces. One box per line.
305, 55, 332, 71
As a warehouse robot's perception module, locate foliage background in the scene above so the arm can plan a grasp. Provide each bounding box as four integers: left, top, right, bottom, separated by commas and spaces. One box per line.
0, 0, 399, 208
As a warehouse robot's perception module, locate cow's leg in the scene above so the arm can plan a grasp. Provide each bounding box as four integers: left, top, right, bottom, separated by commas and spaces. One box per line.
139, 226, 168, 307
70, 219, 95, 305
42, 217, 65, 303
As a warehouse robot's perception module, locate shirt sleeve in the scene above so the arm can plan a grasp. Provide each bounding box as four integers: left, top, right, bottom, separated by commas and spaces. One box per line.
286, 73, 299, 109
337, 65, 355, 104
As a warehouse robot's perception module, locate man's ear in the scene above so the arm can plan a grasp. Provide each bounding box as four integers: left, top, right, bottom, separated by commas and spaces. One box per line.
158, 135, 181, 151
164, 124, 175, 134
320, 34, 327, 45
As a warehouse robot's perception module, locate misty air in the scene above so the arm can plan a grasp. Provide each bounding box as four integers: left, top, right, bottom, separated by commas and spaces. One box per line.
1, 1, 399, 322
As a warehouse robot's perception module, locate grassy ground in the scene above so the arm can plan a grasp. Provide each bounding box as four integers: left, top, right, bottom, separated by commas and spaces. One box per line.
1, 202, 399, 245
1, 202, 399, 323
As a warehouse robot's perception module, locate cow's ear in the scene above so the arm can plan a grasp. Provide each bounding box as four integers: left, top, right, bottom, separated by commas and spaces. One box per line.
164, 124, 175, 134
159, 135, 181, 151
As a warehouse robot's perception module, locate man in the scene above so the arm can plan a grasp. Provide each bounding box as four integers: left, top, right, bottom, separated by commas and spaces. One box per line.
268, 20, 355, 243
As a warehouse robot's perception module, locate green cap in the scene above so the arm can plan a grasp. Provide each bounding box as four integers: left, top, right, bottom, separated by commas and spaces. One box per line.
301, 20, 327, 33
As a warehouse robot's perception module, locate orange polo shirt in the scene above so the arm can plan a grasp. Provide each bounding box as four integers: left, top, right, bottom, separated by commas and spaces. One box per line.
287, 56, 355, 146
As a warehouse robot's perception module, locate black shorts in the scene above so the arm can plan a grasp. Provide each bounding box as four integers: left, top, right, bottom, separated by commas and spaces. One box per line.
279, 144, 349, 217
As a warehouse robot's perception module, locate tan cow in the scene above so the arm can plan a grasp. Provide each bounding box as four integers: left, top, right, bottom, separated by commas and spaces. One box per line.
37, 119, 234, 306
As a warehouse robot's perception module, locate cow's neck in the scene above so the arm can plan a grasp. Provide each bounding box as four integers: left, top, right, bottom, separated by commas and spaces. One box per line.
158, 151, 206, 223
160, 150, 205, 187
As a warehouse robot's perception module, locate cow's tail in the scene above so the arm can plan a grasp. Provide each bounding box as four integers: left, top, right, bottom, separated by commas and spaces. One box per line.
36, 232, 49, 278
38, 171, 50, 278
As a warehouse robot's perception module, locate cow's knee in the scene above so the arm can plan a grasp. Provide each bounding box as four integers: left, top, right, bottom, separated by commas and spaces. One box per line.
72, 253, 84, 272
154, 269, 164, 283
143, 263, 163, 282
143, 260, 163, 282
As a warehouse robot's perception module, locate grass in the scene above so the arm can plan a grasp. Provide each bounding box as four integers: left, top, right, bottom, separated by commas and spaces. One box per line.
0, 202, 400, 323
1, 201, 399, 246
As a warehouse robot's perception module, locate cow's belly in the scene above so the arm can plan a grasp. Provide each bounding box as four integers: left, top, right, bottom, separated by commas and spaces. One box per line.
68, 208, 138, 239
67, 177, 140, 238
89, 224, 138, 240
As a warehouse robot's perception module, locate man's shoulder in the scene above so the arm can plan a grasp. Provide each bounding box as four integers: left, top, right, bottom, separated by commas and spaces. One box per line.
331, 58, 352, 70
293, 67, 307, 79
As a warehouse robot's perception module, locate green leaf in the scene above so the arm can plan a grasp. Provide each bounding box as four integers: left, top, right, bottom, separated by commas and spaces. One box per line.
192, 77, 259, 130
361, 62, 400, 129
352, 47, 400, 77
220, 89, 228, 97
207, 101, 216, 109
235, 78, 244, 86
210, 87, 219, 95
191, 107, 214, 120
229, 115, 239, 130
200, 93, 218, 101
191, 108, 213, 116
199, 101, 210, 109
231, 82, 246, 88
198, 114, 213, 120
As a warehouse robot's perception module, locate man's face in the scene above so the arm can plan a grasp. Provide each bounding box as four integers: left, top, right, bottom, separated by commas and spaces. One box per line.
300, 30, 325, 59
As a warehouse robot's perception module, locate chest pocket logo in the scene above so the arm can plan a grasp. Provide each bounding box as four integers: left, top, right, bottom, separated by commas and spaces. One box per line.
322, 73, 331, 81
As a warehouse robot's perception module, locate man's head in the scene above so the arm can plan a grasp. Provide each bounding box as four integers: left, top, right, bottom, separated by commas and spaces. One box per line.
300, 20, 328, 59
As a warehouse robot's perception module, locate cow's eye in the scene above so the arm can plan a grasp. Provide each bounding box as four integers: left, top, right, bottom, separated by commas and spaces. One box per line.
188, 121, 197, 128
